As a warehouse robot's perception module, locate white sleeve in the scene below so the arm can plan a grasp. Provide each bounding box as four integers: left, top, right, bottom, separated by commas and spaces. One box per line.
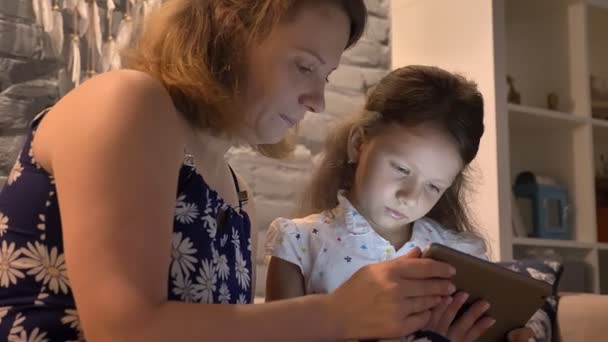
425, 218, 490, 260
264, 218, 312, 277
454, 235, 489, 261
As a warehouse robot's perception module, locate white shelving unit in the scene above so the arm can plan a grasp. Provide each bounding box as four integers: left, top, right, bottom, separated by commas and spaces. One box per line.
391, 0, 608, 294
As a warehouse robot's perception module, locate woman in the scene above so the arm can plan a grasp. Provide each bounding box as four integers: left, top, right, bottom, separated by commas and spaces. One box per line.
0, 1, 456, 340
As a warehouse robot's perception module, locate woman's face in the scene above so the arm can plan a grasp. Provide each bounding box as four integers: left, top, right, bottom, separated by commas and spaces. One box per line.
238, 2, 352, 145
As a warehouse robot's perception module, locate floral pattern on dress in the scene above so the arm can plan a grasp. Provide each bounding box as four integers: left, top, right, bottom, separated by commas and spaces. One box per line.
0, 111, 253, 340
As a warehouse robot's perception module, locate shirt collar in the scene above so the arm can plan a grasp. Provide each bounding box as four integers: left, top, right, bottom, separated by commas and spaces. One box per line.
336, 190, 374, 235
334, 191, 440, 253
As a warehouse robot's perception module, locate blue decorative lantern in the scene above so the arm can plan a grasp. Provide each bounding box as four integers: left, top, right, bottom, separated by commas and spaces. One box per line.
513, 172, 571, 240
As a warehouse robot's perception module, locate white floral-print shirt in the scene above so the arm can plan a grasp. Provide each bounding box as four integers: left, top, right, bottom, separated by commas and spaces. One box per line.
265, 192, 550, 342
265, 192, 487, 294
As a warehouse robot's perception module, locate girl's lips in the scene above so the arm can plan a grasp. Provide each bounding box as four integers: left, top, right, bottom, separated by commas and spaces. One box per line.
385, 207, 407, 220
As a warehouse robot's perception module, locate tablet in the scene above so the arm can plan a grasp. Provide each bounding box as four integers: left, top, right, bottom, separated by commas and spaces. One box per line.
421, 243, 552, 342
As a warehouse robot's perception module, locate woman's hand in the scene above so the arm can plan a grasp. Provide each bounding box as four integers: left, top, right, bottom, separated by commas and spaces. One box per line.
327, 248, 457, 340
424, 291, 495, 342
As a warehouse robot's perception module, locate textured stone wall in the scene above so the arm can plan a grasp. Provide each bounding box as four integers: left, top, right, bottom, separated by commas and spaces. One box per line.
0, 0, 61, 186
0, 0, 122, 186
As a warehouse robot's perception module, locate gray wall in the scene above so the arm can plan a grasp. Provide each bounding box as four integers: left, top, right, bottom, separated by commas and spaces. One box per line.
0, 0, 122, 186
0, 0, 63, 186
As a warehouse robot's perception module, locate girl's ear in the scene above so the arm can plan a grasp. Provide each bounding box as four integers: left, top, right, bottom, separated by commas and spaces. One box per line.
347, 125, 365, 164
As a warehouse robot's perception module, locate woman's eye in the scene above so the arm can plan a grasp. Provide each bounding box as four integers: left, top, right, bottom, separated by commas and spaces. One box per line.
428, 184, 441, 193
297, 64, 314, 74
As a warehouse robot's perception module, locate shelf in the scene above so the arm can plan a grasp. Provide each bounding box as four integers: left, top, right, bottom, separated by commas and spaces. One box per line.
592, 118, 608, 128
513, 237, 596, 250
505, 0, 574, 110
513, 237, 608, 250
508, 104, 588, 133
509, 104, 586, 122
588, 0, 608, 10
513, 238, 599, 293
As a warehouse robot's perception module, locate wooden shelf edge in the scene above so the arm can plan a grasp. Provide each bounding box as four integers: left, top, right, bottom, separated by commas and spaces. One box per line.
588, 0, 608, 11
512, 237, 608, 251
508, 104, 588, 124
591, 118, 608, 128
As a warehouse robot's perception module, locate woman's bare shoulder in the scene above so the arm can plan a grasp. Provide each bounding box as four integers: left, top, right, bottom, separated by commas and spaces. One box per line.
35, 69, 188, 172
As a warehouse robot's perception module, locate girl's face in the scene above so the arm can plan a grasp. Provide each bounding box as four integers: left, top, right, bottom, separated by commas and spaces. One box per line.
238, 2, 351, 145
348, 124, 464, 237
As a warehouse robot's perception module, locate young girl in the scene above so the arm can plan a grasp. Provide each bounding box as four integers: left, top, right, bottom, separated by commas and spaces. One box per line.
265, 65, 544, 341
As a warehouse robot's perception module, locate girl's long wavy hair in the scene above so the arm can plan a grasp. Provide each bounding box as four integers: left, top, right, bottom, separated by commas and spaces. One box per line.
302, 65, 485, 237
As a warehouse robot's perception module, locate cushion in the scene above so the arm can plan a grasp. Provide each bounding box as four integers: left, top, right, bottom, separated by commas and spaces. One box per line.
497, 259, 564, 342
497, 259, 564, 294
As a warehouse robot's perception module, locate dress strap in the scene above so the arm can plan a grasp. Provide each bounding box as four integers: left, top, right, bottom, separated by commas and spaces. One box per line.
30, 107, 52, 129
228, 164, 248, 210
183, 150, 195, 167
182, 147, 248, 210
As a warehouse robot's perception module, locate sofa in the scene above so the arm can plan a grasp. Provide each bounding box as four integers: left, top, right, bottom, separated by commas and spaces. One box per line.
556, 293, 608, 341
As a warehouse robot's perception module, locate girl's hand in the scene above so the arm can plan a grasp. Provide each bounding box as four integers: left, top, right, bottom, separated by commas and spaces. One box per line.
507, 327, 535, 341
424, 291, 495, 342
328, 248, 456, 340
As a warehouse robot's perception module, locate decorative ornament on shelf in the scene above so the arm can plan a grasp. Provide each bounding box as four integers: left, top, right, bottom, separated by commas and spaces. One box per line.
600, 154, 608, 178
507, 75, 521, 104
513, 172, 571, 241
511, 194, 529, 238
547, 92, 559, 111
591, 75, 608, 120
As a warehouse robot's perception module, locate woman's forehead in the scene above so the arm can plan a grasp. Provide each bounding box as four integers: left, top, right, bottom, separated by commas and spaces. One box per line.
272, 2, 351, 65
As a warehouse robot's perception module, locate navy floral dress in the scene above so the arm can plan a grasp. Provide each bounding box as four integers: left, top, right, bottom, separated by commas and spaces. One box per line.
0, 110, 253, 341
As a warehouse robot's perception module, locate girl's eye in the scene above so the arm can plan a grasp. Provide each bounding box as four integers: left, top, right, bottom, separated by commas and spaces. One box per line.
428, 184, 441, 193
392, 163, 411, 176
399, 167, 411, 175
